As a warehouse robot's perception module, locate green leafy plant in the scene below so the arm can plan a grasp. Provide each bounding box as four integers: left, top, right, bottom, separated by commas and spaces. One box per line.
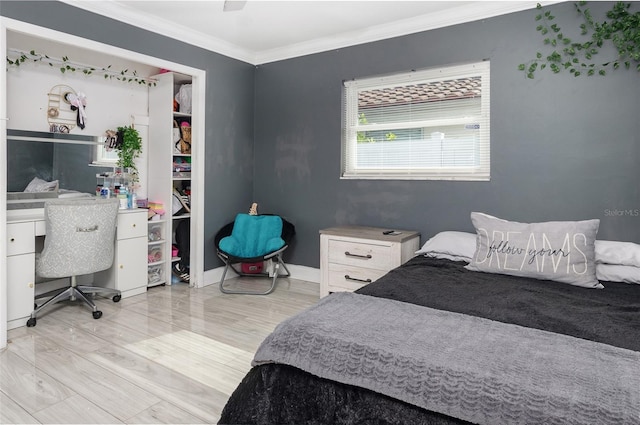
6, 49, 156, 86
116, 126, 142, 180
518, 2, 640, 78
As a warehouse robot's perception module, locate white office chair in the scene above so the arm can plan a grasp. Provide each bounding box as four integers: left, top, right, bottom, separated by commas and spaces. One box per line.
26, 198, 122, 327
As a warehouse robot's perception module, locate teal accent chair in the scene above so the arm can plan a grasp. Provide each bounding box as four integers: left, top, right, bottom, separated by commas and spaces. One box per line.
215, 214, 295, 295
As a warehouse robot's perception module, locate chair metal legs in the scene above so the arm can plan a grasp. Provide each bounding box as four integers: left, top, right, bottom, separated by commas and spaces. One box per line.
219, 253, 291, 295
26, 276, 121, 327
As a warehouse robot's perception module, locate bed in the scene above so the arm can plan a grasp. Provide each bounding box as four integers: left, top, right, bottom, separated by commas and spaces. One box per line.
219, 215, 640, 425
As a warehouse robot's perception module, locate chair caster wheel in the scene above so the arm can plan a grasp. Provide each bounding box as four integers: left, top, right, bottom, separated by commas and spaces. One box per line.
26, 318, 36, 327
112, 295, 121, 303
93, 311, 103, 319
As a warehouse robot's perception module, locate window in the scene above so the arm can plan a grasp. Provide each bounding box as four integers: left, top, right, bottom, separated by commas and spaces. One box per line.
93, 135, 119, 166
342, 61, 490, 180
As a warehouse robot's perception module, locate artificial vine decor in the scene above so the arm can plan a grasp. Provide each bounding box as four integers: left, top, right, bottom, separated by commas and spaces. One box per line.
518, 2, 640, 78
6, 49, 156, 86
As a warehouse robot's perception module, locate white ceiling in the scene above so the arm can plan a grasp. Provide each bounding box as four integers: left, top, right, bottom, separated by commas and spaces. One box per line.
60, 0, 556, 65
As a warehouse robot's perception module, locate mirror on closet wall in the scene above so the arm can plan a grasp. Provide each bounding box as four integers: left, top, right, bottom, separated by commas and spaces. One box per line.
7, 132, 110, 196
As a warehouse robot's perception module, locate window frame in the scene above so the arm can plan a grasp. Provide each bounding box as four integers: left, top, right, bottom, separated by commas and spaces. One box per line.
341, 61, 490, 181
93, 135, 119, 166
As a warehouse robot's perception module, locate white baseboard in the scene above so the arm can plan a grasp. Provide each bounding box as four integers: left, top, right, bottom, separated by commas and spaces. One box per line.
286, 264, 321, 283
201, 264, 320, 288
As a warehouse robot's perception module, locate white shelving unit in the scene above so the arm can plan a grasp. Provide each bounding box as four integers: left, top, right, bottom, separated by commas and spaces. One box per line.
147, 219, 167, 287
148, 72, 194, 286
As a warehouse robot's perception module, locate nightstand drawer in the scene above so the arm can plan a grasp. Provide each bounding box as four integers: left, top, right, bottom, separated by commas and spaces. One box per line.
327, 263, 388, 292
328, 239, 393, 270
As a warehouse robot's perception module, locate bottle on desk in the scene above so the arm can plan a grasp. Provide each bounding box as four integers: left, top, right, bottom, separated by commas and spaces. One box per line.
128, 192, 137, 209
118, 186, 128, 209
100, 186, 111, 199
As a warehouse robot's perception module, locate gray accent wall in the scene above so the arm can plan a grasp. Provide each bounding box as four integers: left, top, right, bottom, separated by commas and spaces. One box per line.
253, 2, 640, 267
1, 0, 256, 271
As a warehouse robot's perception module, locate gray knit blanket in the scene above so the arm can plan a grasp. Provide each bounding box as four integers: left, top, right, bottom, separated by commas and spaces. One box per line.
253, 292, 640, 425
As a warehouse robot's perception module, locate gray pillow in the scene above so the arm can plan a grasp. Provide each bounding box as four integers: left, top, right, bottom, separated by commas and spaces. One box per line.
465, 212, 602, 289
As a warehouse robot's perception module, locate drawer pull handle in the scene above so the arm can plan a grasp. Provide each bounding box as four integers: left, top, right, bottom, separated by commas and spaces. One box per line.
344, 251, 372, 259
345, 275, 372, 284
10, 238, 15, 242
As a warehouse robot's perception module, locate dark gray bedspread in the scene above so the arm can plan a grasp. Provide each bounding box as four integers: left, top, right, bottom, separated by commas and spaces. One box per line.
219, 256, 640, 425
358, 256, 640, 351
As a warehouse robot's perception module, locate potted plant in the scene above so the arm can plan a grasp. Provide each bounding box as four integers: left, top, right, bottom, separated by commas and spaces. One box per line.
116, 125, 142, 181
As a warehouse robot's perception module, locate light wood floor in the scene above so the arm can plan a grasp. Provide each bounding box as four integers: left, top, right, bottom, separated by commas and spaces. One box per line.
0, 277, 319, 424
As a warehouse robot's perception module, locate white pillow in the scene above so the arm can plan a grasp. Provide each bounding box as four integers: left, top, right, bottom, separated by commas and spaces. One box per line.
24, 177, 58, 193
596, 263, 640, 284
416, 231, 476, 261
595, 240, 640, 268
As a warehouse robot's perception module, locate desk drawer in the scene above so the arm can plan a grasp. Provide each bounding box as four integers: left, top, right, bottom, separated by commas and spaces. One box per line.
328, 239, 393, 270
117, 211, 147, 240
6, 222, 35, 256
327, 263, 388, 292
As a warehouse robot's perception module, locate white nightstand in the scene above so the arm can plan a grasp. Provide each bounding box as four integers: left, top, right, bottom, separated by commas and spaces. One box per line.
319, 226, 420, 298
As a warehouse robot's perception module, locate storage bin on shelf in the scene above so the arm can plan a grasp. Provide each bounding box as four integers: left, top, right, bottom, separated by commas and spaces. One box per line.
147, 265, 163, 285
148, 245, 163, 264
148, 224, 163, 242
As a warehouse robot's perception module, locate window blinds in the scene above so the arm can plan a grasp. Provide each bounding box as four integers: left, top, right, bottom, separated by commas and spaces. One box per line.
342, 61, 490, 180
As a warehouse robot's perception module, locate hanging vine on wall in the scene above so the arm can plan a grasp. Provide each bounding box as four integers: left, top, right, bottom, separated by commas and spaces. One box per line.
6, 49, 157, 86
518, 2, 640, 78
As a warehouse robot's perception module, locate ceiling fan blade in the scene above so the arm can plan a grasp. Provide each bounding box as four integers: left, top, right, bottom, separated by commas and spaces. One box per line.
223, 0, 247, 12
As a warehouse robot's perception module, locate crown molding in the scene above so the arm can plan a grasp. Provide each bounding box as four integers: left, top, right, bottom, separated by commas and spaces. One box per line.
254, 1, 562, 64
58, 0, 257, 63
59, 1, 562, 66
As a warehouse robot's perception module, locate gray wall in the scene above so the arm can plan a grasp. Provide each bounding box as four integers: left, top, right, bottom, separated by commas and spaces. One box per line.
253, 2, 640, 267
1, 0, 256, 270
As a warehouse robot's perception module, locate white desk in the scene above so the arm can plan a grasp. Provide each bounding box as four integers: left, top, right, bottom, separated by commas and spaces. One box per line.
6, 207, 148, 330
